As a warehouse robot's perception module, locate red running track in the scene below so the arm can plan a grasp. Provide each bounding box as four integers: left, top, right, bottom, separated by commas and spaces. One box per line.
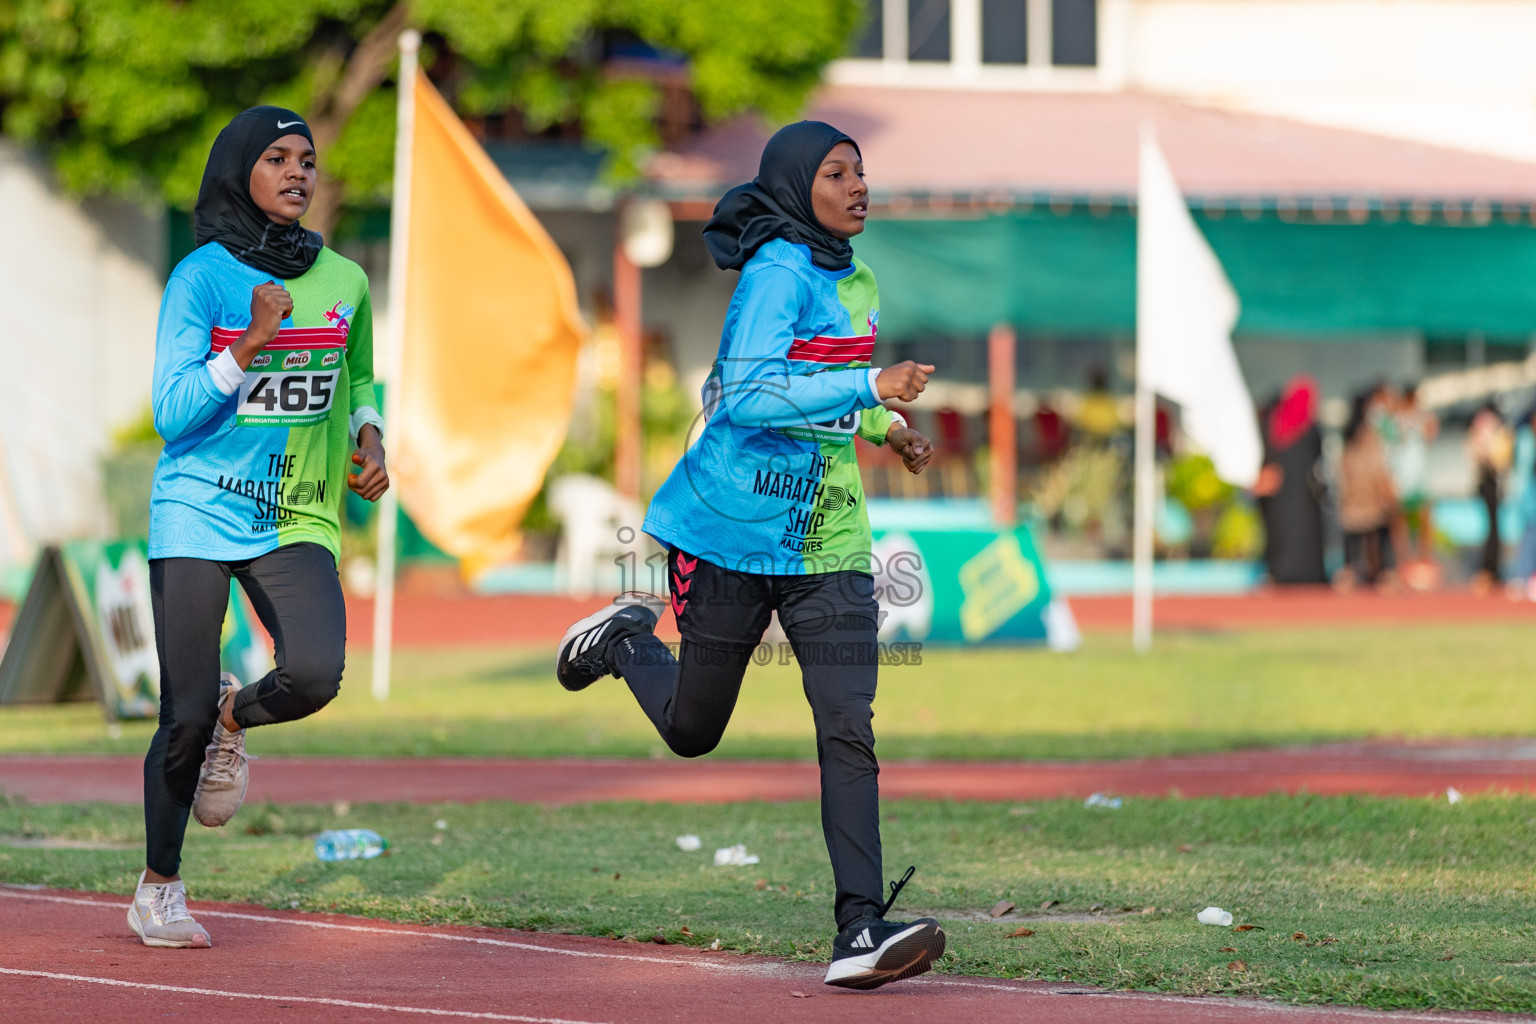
0, 885, 1523, 1024
330, 588, 1536, 647
6, 587, 1536, 651
4, 741, 1536, 807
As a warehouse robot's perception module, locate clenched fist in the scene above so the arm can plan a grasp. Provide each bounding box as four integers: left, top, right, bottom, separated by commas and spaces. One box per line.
887, 426, 934, 475
232, 281, 294, 369
876, 361, 935, 402
349, 424, 390, 502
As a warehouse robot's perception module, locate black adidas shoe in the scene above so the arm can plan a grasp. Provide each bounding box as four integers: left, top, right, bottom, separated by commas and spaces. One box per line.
824, 916, 946, 990
556, 595, 663, 691
824, 865, 943, 991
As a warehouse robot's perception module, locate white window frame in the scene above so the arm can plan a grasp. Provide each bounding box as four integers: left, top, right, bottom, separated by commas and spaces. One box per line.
831, 0, 1120, 92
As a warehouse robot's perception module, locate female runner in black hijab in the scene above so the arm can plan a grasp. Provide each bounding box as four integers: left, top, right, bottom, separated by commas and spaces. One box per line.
703, 119, 860, 272
556, 121, 943, 990
129, 105, 387, 948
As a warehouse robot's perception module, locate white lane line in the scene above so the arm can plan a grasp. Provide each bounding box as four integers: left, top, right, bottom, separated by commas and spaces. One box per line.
0, 888, 775, 974
23, 886, 1510, 1020
0, 965, 609, 1023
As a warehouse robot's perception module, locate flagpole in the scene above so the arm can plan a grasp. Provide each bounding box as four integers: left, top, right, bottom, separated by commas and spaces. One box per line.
1132, 122, 1155, 654
1132, 361, 1155, 653
372, 28, 419, 702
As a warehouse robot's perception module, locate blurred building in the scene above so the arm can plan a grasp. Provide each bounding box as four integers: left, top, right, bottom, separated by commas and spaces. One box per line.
467, 3, 1536, 434
629, 0, 1536, 502
10, 0, 1536, 565
0, 141, 164, 562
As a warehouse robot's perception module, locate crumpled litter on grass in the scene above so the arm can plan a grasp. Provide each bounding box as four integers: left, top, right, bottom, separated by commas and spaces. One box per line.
714, 843, 760, 866
1198, 906, 1233, 927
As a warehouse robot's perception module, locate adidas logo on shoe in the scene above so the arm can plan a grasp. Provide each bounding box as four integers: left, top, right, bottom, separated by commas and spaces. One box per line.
824, 866, 945, 990
825, 918, 946, 990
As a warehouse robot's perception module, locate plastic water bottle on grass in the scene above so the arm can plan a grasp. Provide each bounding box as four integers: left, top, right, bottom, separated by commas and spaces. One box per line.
314, 829, 388, 861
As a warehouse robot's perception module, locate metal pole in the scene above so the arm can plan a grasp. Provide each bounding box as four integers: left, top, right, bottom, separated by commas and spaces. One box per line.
1132, 364, 1155, 652
1132, 122, 1156, 653
371, 28, 420, 702
988, 324, 1017, 528
612, 228, 643, 502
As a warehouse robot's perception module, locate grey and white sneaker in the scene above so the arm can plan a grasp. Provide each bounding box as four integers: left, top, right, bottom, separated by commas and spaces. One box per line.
556, 594, 664, 691
127, 870, 211, 948
192, 672, 249, 827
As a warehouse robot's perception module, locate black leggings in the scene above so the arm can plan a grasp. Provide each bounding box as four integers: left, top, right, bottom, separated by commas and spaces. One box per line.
612, 549, 884, 930
144, 542, 345, 876
1479, 468, 1502, 579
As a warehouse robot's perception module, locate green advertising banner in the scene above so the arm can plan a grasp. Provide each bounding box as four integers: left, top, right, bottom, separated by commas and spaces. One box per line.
870, 526, 1078, 648
0, 542, 269, 720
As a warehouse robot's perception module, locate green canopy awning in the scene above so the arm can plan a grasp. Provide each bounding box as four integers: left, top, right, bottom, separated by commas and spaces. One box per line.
853, 210, 1536, 340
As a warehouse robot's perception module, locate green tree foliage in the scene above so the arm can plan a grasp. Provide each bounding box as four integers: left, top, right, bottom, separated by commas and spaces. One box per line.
0, 0, 861, 233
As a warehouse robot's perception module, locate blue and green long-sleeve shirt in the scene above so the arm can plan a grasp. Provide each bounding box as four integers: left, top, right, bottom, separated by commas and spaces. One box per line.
149, 242, 382, 561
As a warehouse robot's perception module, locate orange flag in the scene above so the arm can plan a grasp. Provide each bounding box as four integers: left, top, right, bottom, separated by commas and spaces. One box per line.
394, 71, 585, 572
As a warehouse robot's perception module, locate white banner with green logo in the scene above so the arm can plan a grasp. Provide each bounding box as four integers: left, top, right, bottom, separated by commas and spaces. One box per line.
0, 541, 270, 720
869, 526, 1078, 648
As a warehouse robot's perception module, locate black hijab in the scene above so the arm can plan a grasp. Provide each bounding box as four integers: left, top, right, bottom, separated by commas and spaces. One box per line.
703, 120, 860, 272
194, 106, 322, 279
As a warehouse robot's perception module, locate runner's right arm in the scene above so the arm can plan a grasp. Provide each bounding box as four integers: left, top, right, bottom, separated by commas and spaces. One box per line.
152, 271, 244, 443
718, 265, 882, 429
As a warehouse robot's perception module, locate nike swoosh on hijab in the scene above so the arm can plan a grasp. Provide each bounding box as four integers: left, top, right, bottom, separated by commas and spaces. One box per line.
194, 105, 322, 278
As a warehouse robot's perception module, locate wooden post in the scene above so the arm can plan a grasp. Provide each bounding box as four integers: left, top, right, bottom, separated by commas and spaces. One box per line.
613, 231, 643, 502
989, 324, 1017, 528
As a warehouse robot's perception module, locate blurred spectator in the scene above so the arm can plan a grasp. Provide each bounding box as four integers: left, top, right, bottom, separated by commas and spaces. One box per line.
1031, 402, 1069, 464
1254, 375, 1327, 584
1155, 398, 1176, 460
1336, 390, 1399, 589
1508, 403, 1536, 600
1390, 382, 1440, 586
933, 406, 971, 497
1466, 401, 1513, 595
1075, 366, 1122, 441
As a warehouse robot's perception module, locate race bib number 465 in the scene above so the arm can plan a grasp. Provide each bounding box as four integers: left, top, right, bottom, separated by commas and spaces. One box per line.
212, 324, 348, 428
237, 370, 337, 426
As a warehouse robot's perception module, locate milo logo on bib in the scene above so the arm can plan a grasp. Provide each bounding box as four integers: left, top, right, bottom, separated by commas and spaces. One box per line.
210, 324, 347, 428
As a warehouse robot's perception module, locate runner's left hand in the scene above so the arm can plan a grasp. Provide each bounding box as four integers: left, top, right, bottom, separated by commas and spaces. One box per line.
887, 426, 933, 474
349, 425, 389, 501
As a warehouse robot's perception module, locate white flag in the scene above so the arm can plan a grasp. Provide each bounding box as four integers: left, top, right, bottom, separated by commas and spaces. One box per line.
1136, 128, 1261, 487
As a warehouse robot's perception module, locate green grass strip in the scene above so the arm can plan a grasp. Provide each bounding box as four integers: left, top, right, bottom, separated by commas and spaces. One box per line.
4, 623, 1536, 759
5, 792, 1536, 1013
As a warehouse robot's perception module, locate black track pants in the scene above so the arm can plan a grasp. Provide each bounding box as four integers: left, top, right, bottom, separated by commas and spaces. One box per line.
612, 548, 883, 930
144, 542, 345, 876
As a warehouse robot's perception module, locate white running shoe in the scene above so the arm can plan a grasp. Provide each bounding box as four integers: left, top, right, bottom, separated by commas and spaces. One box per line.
127, 870, 211, 948
192, 672, 249, 827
